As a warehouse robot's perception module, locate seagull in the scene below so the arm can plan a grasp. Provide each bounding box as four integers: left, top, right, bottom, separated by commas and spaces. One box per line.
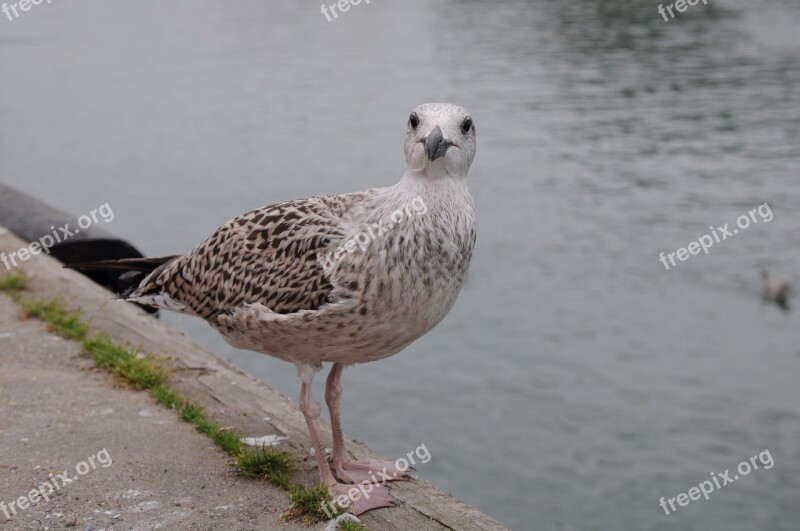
761, 270, 792, 310
72, 103, 477, 514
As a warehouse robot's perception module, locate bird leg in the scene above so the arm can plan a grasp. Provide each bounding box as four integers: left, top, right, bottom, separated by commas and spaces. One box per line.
299, 365, 336, 487
325, 363, 411, 485
298, 363, 394, 515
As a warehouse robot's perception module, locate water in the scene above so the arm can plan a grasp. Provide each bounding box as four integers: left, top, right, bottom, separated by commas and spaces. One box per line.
2, 1, 799, 529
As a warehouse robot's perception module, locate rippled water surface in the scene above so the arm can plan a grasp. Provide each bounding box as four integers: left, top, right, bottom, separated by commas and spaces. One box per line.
2, 1, 799, 529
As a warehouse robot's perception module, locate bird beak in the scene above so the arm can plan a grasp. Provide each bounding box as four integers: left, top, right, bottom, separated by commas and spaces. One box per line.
425, 126, 452, 162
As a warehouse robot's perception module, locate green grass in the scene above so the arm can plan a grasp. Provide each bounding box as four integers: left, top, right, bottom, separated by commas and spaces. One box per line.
340, 520, 369, 531
82, 335, 169, 388
0, 270, 353, 525
237, 445, 295, 489
22, 297, 89, 340
285, 483, 344, 523
0, 272, 27, 297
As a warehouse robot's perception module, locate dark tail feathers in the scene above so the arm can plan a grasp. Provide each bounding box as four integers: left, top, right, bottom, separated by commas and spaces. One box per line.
66, 256, 180, 273
66, 255, 179, 300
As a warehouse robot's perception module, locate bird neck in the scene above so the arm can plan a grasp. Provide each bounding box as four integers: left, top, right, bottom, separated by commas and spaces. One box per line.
390, 170, 473, 228
399, 166, 469, 192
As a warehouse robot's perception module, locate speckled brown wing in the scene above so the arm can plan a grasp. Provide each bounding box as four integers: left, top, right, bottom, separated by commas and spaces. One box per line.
129, 195, 358, 320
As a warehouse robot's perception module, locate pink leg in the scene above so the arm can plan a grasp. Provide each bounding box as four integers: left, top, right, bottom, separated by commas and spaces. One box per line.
298, 364, 394, 515
299, 364, 337, 488
325, 363, 411, 485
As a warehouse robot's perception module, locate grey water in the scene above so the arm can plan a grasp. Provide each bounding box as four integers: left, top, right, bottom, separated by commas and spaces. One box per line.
2, 0, 799, 529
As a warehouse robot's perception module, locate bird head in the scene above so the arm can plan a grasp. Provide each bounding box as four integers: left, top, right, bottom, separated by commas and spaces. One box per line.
404, 103, 476, 177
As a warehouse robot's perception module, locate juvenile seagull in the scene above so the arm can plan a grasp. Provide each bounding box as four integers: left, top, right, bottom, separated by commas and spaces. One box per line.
78, 104, 477, 514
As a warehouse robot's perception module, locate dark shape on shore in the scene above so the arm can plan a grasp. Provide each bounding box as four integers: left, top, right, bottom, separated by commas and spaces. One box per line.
0, 183, 156, 314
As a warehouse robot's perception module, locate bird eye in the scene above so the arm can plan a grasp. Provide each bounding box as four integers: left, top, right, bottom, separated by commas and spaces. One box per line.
461, 117, 473, 134
409, 113, 419, 129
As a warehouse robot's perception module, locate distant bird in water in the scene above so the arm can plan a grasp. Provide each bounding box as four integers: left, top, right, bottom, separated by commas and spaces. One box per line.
70, 104, 477, 514
761, 270, 793, 310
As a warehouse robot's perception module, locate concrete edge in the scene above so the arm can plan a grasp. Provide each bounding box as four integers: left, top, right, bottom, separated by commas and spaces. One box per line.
0, 226, 508, 531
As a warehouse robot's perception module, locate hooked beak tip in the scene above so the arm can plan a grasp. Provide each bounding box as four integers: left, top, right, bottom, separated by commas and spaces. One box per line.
425, 125, 450, 162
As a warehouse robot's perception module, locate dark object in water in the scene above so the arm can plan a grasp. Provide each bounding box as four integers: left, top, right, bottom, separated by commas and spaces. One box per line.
761, 270, 793, 311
